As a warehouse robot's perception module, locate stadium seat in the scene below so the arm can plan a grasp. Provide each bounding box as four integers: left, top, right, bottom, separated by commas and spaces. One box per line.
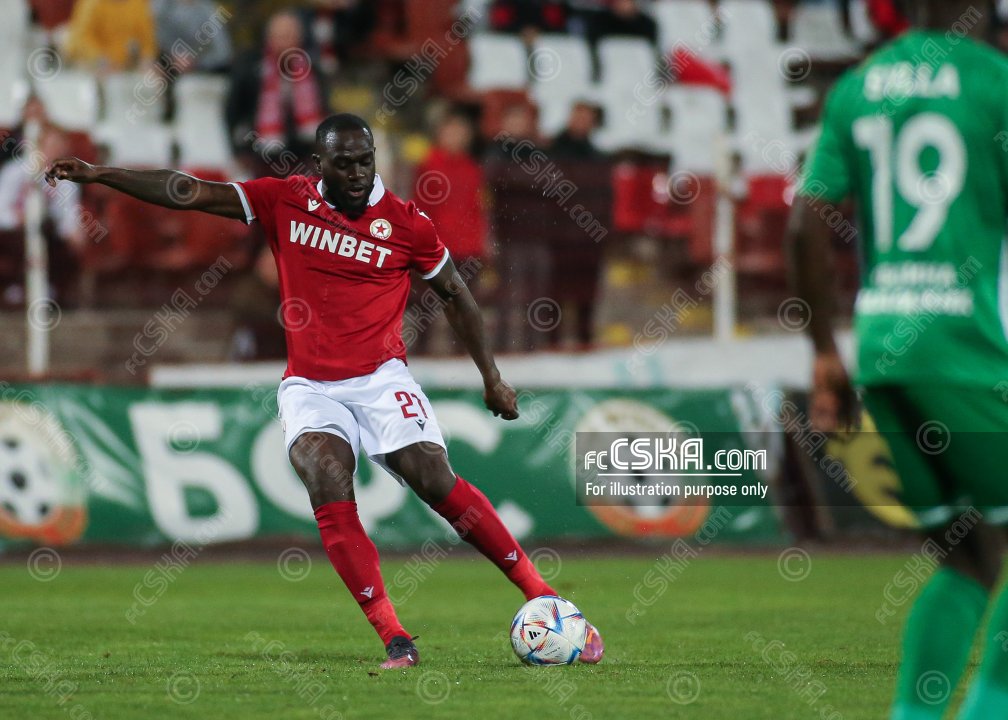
718, 0, 778, 60
65, 131, 99, 165
790, 4, 860, 61
0, 38, 28, 130
652, 0, 718, 57
29, 0, 76, 30
735, 174, 790, 274
848, 0, 880, 46
0, 0, 29, 42
592, 38, 663, 152
173, 74, 233, 171
663, 86, 728, 175
529, 35, 593, 137
102, 72, 166, 126
33, 70, 100, 132
468, 34, 528, 91
95, 122, 173, 167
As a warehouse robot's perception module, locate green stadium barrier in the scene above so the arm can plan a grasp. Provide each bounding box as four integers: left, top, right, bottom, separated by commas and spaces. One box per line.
0, 384, 787, 551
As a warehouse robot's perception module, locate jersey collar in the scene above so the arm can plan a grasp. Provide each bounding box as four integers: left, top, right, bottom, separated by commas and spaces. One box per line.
316, 174, 386, 209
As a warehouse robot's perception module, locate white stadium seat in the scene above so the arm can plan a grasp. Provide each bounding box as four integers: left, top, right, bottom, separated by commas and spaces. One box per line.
790, 3, 860, 61
0, 28, 27, 128
652, 0, 718, 57
592, 38, 664, 152
102, 71, 167, 125
530, 34, 593, 137
96, 122, 174, 167
718, 0, 778, 61
173, 74, 233, 170
33, 70, 100, 131
468, 33, 528, 90
0, 0, 29, 41
664, 86, 728, 175
848, 0, 880, 46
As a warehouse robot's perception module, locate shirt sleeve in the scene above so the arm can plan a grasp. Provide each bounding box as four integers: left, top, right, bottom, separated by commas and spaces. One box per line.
230, 176, 286, 229
797, 81, 853, 203
412, 208, 450, 279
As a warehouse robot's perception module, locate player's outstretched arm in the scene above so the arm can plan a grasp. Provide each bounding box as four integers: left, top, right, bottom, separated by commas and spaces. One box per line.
426, 259, 518, 421
44, 157, 246, 220
786, 195, 856, 432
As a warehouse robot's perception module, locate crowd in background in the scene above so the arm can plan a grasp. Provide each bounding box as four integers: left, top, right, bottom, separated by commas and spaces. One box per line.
3, 0, 999, 366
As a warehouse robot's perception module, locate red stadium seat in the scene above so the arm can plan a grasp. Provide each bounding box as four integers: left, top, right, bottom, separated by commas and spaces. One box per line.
735, 174, 790, 275
612, 163, 715, 262
65, 131, 98, 165
29, 0, 75, 29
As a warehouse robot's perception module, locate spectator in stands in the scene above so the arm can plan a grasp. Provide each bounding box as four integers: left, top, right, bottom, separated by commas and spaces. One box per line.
865, 0, 910, 38
489, 0, 568, 45
152, 0, 233, 73
300, 0, 377, 79
218, 0, 295, 56
0, 96, 49, 167
549, 100, 600, 159
0, 126, 84, 304
229, 247, 286, 361
484, 101, 554, 351
64, 0, 157, 72
587, 0, 658, 48
410, 111, 488, 353
226, 10, 325, 168
415, 111, 488, 275
486, 102, 541, 161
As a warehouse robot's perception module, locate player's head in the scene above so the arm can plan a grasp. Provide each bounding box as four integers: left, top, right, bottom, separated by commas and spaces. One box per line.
313, 113, 376, 216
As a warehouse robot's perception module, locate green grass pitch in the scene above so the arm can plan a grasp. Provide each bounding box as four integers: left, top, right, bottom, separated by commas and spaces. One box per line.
0, 552, 963, 719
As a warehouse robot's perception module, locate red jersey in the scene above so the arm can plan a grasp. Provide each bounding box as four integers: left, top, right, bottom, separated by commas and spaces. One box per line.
232, 174, 449, 381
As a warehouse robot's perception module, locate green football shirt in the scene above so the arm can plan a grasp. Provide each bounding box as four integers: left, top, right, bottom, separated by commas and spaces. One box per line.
799, 30, 1008, 387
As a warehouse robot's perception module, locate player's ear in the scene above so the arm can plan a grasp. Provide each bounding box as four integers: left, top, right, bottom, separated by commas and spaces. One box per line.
312, 154, 322, 174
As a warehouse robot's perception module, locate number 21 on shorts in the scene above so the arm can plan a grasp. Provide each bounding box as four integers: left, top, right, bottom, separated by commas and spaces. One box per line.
395, 391, 429, 420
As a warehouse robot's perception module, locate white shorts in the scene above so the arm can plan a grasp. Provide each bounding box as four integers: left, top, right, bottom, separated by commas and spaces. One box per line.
277, 358, 446, 476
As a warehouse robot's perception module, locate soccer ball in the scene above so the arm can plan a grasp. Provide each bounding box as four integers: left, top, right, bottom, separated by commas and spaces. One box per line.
0, 403, 87, 545
510, 595, 587, 665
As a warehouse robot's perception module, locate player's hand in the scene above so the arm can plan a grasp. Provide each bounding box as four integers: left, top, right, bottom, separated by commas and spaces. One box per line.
484, 377, 519, 421
44, 158, 98, 187
810, 351, 857, 434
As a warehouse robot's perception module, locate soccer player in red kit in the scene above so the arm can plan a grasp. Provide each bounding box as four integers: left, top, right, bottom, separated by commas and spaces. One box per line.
45, 113, 604, 669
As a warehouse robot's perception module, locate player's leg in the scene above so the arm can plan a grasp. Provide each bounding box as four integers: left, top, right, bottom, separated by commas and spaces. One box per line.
946, 390, 1008, 718
956, 527, 1008, 719
289, 431, 417, 668
279, 376, 415, 667
384, 442, 558, 600
889, 521, 1000, 720
384, 442, 605, 663
864, 386, 999, 720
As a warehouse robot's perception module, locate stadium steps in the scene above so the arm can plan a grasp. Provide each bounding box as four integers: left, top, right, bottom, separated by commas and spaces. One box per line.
0, 309, 234, 382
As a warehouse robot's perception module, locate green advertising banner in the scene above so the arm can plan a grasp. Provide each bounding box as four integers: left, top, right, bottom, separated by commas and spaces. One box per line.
0, 383, 787, 552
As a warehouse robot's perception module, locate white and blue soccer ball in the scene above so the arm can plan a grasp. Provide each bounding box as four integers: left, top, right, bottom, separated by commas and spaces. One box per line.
510, 595, 587, 665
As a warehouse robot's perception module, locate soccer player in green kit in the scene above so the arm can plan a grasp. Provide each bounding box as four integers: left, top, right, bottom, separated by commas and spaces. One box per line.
789, 1, 1008, 717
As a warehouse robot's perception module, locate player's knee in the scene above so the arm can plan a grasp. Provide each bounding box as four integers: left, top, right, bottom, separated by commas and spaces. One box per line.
393, 446, 455, 503
934, 524, 1004, 591
289, 433, 355, 505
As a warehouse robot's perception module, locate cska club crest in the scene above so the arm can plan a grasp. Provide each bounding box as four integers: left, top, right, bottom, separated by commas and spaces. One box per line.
370, 219, 391, 240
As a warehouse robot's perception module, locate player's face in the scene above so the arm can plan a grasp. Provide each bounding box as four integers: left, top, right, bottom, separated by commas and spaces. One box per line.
314, 129, 376, 216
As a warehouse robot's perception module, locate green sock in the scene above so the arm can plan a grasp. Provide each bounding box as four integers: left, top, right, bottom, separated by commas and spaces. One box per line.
958, 583, 1008, 719
890, 568, 989, 720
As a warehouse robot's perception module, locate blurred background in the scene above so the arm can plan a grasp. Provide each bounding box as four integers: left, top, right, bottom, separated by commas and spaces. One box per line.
0, 0, 981, 554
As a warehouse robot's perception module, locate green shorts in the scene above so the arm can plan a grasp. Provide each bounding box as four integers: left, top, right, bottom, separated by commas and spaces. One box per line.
862, 384, 1008, 528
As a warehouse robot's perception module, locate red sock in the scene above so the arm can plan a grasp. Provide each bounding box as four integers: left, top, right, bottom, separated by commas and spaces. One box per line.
433, 476, 557, 600
314, 501, 407, 645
